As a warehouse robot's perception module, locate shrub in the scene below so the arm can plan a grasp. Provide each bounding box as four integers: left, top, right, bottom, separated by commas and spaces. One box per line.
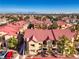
8, 37, 18, 49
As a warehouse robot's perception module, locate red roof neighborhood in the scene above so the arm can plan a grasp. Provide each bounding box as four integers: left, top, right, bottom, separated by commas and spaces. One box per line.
0, 20, 26, 36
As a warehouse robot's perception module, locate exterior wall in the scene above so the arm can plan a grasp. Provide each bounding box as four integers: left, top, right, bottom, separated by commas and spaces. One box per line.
0, 17, 7, 25
65, 20, 69, 23
76, 33, 79, 40
5, 35, 13, 40
67, 24, 72, 27
28, 40, 41, 55
28, 36, 40, 55
58, 24, 72, 29
72, 37, 75, 42
58, 25, 67, 29
61, 25, 66, 29
0, 42, 1, 48
34, 24, 39, 29
77, 35, 79, 38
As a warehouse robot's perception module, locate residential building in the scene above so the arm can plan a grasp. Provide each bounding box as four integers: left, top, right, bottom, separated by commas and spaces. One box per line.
24, 29, 76, 55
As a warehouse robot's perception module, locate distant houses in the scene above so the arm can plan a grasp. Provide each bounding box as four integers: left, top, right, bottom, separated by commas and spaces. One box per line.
0, 20, 26, 39
29, 16, 52, 29
62, 17, 79, 24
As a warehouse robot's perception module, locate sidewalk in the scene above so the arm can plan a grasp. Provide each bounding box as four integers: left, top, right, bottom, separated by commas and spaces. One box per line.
15, 54, 26, 59
15, 54, 19, 59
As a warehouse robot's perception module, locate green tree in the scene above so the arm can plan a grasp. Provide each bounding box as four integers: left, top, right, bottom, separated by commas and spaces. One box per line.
75, 24, 79, 31
45, 16, 58, 22
27, 23, 34, 29
46, 16, 53, 20
70, 24, 79, 32
41, 24, 47, 29
53, 18, 58, 21
7, 17, 18, 22
8, 37, 18, 49
34, 16, 41, 21
57, 35, 76, 57
70, 27, 75, 32
48, 22, 58, 29
24, 16, 30, 20
74, 32, 79, 54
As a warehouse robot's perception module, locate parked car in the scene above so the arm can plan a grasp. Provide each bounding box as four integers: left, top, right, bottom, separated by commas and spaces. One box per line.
0, 50, 13, 59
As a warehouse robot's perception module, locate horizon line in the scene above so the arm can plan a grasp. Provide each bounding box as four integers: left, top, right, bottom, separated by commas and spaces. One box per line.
0, 12, 79, 15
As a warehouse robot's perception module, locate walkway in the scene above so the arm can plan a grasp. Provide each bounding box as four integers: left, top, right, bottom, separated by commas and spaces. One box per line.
15, 54, 26, 59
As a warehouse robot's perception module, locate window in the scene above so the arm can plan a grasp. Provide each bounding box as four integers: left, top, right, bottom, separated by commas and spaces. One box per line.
47, 40, 52, 48
43, 40, 47, 45
39, 43, 42, 45
43, 48, 47, 50
31, 44, 35, 47
52, 40, 56, 45
31, 50, 35, 52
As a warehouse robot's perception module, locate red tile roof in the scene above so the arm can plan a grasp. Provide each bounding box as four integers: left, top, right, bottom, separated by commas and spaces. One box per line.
62, 17, 70, 21
43, 19, 52, 25
24, 29, 54, 41
52, 29, 75, 40
24, 29, 75, 42
30, 19, 43, 24
62, 17, 79, 21
7, 20, 26, 30
0, 26, 17, 36
30, 18, 52, 25
57, 20, 67, 26
0, 20, 26, 36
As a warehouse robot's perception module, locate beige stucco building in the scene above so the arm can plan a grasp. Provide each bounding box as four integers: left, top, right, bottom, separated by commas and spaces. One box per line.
28, 36, 42, 55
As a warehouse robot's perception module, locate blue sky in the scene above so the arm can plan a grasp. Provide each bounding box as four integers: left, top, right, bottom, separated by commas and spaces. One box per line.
0, 0, 79, 13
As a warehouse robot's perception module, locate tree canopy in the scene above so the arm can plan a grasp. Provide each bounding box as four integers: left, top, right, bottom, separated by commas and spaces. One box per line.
48, 22, 58, 29
8, 37, 18, 49
57, 35, 76, 56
